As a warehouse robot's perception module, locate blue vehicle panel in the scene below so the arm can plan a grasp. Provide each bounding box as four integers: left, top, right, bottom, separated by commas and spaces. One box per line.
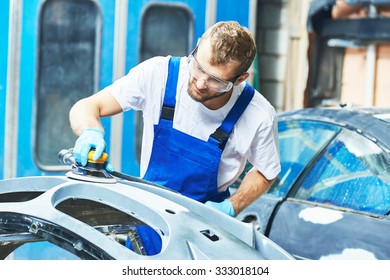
269, 201, 390, 260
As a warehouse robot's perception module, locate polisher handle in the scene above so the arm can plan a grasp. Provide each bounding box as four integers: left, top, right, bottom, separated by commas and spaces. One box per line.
58, 149, 76, 166
87, 150, 109, 164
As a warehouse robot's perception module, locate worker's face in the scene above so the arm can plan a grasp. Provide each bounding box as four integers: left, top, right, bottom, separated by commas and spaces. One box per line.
187, 40, 241, 106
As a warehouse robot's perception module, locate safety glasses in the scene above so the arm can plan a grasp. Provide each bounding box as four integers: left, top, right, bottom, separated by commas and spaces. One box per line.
187, 47, 241, 93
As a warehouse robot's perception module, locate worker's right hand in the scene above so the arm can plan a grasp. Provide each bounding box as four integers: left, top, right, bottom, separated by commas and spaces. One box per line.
73, 128, 106, 166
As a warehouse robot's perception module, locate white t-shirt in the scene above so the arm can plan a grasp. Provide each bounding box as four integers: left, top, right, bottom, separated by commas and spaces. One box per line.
106, 56, 280, 192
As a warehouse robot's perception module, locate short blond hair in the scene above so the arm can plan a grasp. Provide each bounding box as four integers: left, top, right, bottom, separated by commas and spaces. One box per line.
199, 21, 257, 75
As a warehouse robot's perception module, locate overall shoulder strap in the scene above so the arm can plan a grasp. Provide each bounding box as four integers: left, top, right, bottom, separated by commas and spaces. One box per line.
210, 83, 255, 150
161, 56, 181, 120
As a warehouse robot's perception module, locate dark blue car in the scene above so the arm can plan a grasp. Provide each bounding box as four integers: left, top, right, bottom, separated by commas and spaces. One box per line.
234, 107, 390, 260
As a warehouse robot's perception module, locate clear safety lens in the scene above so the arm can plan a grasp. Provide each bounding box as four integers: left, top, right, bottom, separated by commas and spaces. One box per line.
187, 55, 234, 93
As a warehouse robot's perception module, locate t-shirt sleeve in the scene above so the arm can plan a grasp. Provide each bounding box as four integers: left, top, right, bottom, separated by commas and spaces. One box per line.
105, 56, 169, 113
249, 114, 281, 180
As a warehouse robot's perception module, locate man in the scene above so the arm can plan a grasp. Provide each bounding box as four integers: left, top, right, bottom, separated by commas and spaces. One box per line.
70, 21, 280, 219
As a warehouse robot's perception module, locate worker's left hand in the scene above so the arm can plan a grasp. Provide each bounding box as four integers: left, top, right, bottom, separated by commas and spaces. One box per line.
205, 199, 236, 217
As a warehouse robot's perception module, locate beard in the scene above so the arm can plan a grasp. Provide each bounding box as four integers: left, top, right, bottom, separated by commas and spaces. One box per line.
187, 78, 228, 103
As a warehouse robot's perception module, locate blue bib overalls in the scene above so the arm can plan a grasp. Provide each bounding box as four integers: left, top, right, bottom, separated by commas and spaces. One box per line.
143, 56, 255, 202
127, 56, 254, 255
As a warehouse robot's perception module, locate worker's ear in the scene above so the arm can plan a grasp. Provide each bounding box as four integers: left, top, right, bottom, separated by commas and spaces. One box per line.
234, 72, 250, 85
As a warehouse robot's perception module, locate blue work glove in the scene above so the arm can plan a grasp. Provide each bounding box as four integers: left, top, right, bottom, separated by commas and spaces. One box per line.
73, 128, 106, 166
105, 162, 115, 173
205, 199, 236, 217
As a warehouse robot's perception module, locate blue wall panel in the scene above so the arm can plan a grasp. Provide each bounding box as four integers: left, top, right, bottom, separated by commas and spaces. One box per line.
16, 0, 115, 177
17, 0, 40, 176
216, 0, 250, 27
0, 1, 9, 178
97, 0, 116, 155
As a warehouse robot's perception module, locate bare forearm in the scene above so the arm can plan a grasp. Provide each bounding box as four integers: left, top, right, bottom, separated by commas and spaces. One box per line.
229, 167, 274, 215
69, 98, 104, 136
69, 90, 123, 136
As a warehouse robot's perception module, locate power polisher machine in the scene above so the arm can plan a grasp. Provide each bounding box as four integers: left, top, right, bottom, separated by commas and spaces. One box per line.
58, 149, 160, 186
58, 149, 116, 183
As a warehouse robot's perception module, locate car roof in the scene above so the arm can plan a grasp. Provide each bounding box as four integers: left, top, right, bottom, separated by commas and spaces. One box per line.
278, 107, 390, 150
